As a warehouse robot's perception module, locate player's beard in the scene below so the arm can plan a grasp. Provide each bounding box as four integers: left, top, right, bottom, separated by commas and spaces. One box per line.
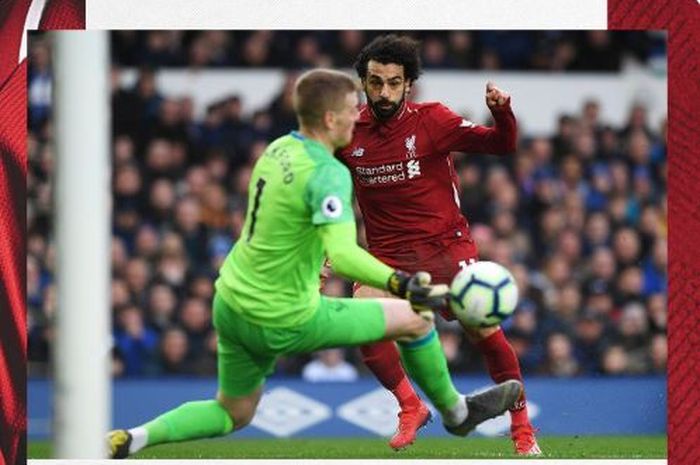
368, 94, 405, 121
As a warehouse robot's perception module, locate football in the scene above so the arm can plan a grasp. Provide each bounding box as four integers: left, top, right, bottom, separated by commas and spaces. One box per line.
449, 261, 519, 327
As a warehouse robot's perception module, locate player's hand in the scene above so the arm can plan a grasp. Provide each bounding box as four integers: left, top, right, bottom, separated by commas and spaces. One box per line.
485, 81, 510, 108
387, 271, 449, 321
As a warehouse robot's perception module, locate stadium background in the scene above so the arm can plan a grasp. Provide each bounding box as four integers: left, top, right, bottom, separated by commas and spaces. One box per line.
27, 31, 667, 444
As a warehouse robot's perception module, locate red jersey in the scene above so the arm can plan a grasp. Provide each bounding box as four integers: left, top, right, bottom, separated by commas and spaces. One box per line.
338, 100, 516, 257
0, 2, 83, 464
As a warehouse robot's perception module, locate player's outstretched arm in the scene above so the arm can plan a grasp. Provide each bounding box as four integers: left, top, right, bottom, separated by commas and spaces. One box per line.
318, 221, 394, 289
318, 222, 448, 315
428, 83, 517, 155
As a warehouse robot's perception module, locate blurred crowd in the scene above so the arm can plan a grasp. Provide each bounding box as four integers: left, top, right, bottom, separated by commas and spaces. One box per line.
110, 31, 667, 72
27, 32, 667, 380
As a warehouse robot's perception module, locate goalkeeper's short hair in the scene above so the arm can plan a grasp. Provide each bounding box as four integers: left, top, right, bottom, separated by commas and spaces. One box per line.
293, 68, 358, 129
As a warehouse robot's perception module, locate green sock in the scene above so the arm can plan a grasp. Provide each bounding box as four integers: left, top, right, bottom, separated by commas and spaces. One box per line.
398, 329, 460, 413
142, 400, 234, 446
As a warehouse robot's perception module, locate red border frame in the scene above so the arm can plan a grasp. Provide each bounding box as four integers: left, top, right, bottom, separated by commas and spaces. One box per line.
0, 3, 85, 464
610, 1, 700, 465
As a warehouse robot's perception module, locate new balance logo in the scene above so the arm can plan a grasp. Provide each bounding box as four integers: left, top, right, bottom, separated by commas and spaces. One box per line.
407, 159, 421, 179
351, 147, 365, 157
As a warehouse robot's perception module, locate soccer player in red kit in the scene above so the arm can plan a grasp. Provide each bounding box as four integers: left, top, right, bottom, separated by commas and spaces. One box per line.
0, 2, 84, 464
337, 35, 541, 455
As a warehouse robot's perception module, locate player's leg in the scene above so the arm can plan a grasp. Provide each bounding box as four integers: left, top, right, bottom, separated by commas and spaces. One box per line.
381, 298, 523, 437
108, 294, 273, 459
291, 296, 521, 439
216, 386, 264, 431
108, 397, 239, 459
354, 284, 429, 450
461, 323, 541, 455
448, 243, 540, 454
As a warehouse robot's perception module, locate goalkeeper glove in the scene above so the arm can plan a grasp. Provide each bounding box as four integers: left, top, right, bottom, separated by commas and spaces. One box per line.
387, 271, 450, 319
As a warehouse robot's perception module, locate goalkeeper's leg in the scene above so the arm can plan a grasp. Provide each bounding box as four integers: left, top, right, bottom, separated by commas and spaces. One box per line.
108, 387, 262, 459
381, 299, 522, 435
109, 294, 271, 458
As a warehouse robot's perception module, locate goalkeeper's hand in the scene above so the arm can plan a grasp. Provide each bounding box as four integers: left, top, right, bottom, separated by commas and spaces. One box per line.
387, 271, 449, 321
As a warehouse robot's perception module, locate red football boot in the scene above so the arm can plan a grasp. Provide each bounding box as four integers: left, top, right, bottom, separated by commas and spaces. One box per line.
511, 421, 542, 456
389, 403, 432, 450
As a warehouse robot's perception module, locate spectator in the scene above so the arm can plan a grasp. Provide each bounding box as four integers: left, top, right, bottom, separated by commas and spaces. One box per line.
200, 183, 230, 232
574, 31, 622, 71
616, 302, 652, 373
642, 238, 667, 295
506, 327, 542, 372
113, 304, 159, 376
540, 332, 580, 377
113, 163, 144, 213
178, 297, 212, 360
155, 246, 189, 290
174, 196, 210, 270
612, 227, 641, 267
267, 72, 299, 138
649, 334, 667, 374
573, 312, 608, 374
189, 274, 215, 301
584, 280, 616, 319
146, 283, 178, 333
647, 293, 667, 333
192, 330, 219, 376
240, 31, 273, 66
302, 349, 359, 382
111, 278, 132, 309
551, 282, 582, 326
124, 258, 152, 306
422, 35, 453, 68
447, 31, 478, 68
333, 30, 367, 67
587, 248, 617, 284
133, 225, 161, 261
157, 327, 192, 375
583, 213, 611, 253
601, 345, 630, 375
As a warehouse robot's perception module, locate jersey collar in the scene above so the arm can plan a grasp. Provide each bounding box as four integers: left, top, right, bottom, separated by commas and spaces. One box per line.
290, 130, 333, 155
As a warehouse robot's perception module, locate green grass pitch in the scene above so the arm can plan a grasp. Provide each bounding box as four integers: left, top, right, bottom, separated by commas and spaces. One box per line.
29, 435, 666, 459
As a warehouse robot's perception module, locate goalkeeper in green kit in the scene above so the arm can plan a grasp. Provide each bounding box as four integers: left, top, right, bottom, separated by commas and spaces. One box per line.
108, 69, 521, 459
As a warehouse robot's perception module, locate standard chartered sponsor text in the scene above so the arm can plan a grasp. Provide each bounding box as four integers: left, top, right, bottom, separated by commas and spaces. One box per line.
355, 162, 407, 185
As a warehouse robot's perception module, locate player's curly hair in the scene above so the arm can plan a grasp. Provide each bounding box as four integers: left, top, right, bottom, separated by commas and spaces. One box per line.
354, 34, 422, 83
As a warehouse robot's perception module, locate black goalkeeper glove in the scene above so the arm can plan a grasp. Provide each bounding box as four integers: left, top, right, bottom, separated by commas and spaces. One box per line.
387, 271, 450, 319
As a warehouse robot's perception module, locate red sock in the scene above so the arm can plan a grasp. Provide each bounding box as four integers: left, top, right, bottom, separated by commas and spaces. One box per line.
360, 341, 421, 410
476, 329, 530, 426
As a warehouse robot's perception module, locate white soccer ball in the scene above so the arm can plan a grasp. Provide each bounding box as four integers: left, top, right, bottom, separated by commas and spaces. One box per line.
449, 261, 519, 327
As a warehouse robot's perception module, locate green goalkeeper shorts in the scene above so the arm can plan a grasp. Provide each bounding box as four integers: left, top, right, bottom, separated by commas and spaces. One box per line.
212, 292, 386, 398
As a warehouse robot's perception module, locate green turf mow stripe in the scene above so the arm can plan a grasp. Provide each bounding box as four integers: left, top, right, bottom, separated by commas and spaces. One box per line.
29, 435, 667, 459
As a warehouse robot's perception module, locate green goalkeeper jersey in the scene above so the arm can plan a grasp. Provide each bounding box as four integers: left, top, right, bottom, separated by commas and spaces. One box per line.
216, 131, 372, 327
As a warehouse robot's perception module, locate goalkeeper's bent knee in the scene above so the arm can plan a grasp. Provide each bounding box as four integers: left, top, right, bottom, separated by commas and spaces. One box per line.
399, 320, 435, 344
